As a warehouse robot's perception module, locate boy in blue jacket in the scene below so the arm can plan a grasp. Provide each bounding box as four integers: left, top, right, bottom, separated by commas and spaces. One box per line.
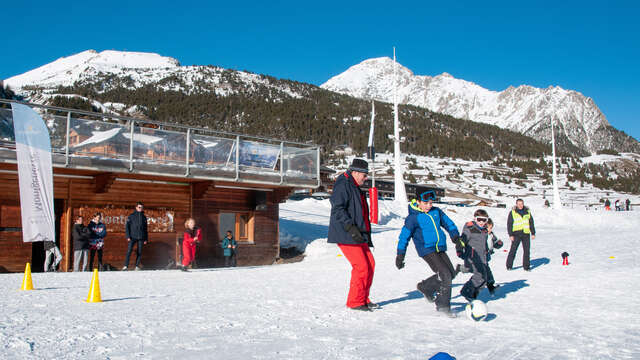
395, 191, 461, 317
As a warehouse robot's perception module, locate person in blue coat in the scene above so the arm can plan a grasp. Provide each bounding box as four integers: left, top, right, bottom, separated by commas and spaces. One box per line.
395, 190, 461, 317
328, 158, 376, 312
221, 230, 237, 267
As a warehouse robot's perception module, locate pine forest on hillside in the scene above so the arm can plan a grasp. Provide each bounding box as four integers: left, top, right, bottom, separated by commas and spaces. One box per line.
2, 67, 640, 194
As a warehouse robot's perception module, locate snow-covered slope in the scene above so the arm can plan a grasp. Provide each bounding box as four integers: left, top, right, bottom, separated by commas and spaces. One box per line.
321, 57, 639, 154
1, 196, 638, 359
5, 50, 180, 89
3, 49, 305, 113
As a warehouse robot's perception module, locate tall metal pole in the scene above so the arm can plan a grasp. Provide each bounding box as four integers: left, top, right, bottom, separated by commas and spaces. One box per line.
393, 47, 407, 208
551, 116, 562, 209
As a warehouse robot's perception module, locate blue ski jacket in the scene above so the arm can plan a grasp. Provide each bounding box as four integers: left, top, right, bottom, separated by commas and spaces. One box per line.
397, 200, 459, 257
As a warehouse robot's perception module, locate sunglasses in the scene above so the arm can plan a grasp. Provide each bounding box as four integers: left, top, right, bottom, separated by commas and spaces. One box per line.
475, 217, 488, 222
419, 190, 436, 202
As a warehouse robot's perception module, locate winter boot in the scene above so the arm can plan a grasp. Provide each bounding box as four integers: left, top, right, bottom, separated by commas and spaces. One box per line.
417, 281, 436, 303
460, 282, 477, 303
487, 282, 500, 295
350, 305, 372, 312
366, 302, 381, 310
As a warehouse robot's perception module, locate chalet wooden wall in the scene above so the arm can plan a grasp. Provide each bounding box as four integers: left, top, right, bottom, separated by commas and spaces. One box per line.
193, 188, 280, 267
0, 166, 291, 273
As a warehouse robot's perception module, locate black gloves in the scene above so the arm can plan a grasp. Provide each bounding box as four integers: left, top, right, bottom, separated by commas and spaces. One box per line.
494, 240, 504, 249
395, 254, 405, 269
452, 235, 466, 258
345, 224, 364, 243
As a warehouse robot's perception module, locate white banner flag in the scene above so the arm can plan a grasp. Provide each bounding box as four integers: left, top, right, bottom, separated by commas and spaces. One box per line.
11, 103, 55, 242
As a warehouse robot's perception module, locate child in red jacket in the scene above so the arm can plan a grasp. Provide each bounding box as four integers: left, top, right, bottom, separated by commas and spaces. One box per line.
181, 218, 201, 271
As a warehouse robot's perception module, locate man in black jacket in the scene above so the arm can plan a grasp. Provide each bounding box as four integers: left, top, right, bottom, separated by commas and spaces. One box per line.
123, 202, 148, 271
328, 158, 376, 311
506, 199, 536, 271
72, 216, 91, 271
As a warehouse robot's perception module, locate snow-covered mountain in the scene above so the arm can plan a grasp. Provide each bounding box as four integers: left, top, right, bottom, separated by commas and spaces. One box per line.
321, 57, 639, 154
4, 49, 306, 109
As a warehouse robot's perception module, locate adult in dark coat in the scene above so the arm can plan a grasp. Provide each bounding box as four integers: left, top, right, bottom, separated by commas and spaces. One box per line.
506, 199, 536, 271
72, 216, 91, 271
123, 202, 148, 270
328, 158, 376, 311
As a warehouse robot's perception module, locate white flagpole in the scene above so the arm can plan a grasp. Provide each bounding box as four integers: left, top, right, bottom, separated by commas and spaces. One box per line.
392, 47, 407, 208
551, 116, 562, 209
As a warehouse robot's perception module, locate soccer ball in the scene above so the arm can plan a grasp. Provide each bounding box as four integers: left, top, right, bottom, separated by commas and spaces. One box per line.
465, 300, 488, 321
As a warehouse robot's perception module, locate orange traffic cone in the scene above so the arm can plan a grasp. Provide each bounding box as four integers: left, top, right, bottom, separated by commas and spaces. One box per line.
86, 268, 102, 303
20, 262, 34, 290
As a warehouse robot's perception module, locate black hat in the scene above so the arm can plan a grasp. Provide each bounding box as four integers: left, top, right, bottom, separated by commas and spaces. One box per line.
348, 158, 369, 174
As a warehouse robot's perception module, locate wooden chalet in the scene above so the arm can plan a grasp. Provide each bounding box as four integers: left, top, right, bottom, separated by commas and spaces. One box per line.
0, 101, 319, 272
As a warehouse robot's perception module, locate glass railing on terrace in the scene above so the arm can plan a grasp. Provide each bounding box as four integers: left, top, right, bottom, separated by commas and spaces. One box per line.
0, 101, 319, 187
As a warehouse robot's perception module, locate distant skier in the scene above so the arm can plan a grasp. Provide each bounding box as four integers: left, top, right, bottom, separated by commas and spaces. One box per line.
328, 158, 377, 312
604, 199, 611, 211
626, 198, 631, 211
395, 190, 460, 317
506, 199, 536, 271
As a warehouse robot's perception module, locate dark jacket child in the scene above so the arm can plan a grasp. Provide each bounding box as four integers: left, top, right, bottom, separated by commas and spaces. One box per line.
88, 212, 107, 271
123, 202, 148, 271
221, 231, 237, 267
396, 191, 460, 317
72, 216, 91, 272
458, 209, 492, 302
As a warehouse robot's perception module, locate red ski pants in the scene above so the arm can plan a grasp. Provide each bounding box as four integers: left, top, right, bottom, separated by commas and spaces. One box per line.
338, 243, 375, 308
182, 241, 197, 267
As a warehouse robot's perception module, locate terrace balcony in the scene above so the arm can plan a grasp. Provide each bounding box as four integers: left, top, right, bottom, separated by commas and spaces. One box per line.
0, 100, 319, 188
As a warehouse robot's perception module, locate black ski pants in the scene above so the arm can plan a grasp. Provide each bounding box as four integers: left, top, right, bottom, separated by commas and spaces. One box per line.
420, 251, 455, 310
506, 233, 531, 270
124, 239, 144, 268
89, 248, 103, 270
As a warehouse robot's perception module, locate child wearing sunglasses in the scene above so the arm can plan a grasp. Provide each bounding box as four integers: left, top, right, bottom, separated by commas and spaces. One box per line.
396, 190, 460, 317
458, 209, 494, 302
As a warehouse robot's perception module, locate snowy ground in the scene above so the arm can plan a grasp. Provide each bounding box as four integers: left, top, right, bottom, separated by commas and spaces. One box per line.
1, 197, 639, 359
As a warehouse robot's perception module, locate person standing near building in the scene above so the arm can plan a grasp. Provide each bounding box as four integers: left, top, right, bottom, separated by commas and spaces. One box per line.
506, 198, 536, 271
123, 202, 148, 271
221, 230, 237, 267
72, 216, 91, 272
328, 158, 377, 312
180, 218, 201, 271
43, 240, 63, 272
88, 212, 107, 271
395, 190, 460, 317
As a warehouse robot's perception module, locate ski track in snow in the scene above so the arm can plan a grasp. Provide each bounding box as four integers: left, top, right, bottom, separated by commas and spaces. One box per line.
1, 199, 640, 359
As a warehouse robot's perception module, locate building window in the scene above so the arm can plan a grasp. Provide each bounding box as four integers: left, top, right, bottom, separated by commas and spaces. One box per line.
219, 212, 254, 243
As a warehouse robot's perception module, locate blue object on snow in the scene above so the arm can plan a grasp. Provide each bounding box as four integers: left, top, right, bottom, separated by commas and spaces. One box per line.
429, 352, 456, 360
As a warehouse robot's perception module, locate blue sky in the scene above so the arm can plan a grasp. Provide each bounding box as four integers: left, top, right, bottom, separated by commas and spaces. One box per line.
2, 1, 639, 140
